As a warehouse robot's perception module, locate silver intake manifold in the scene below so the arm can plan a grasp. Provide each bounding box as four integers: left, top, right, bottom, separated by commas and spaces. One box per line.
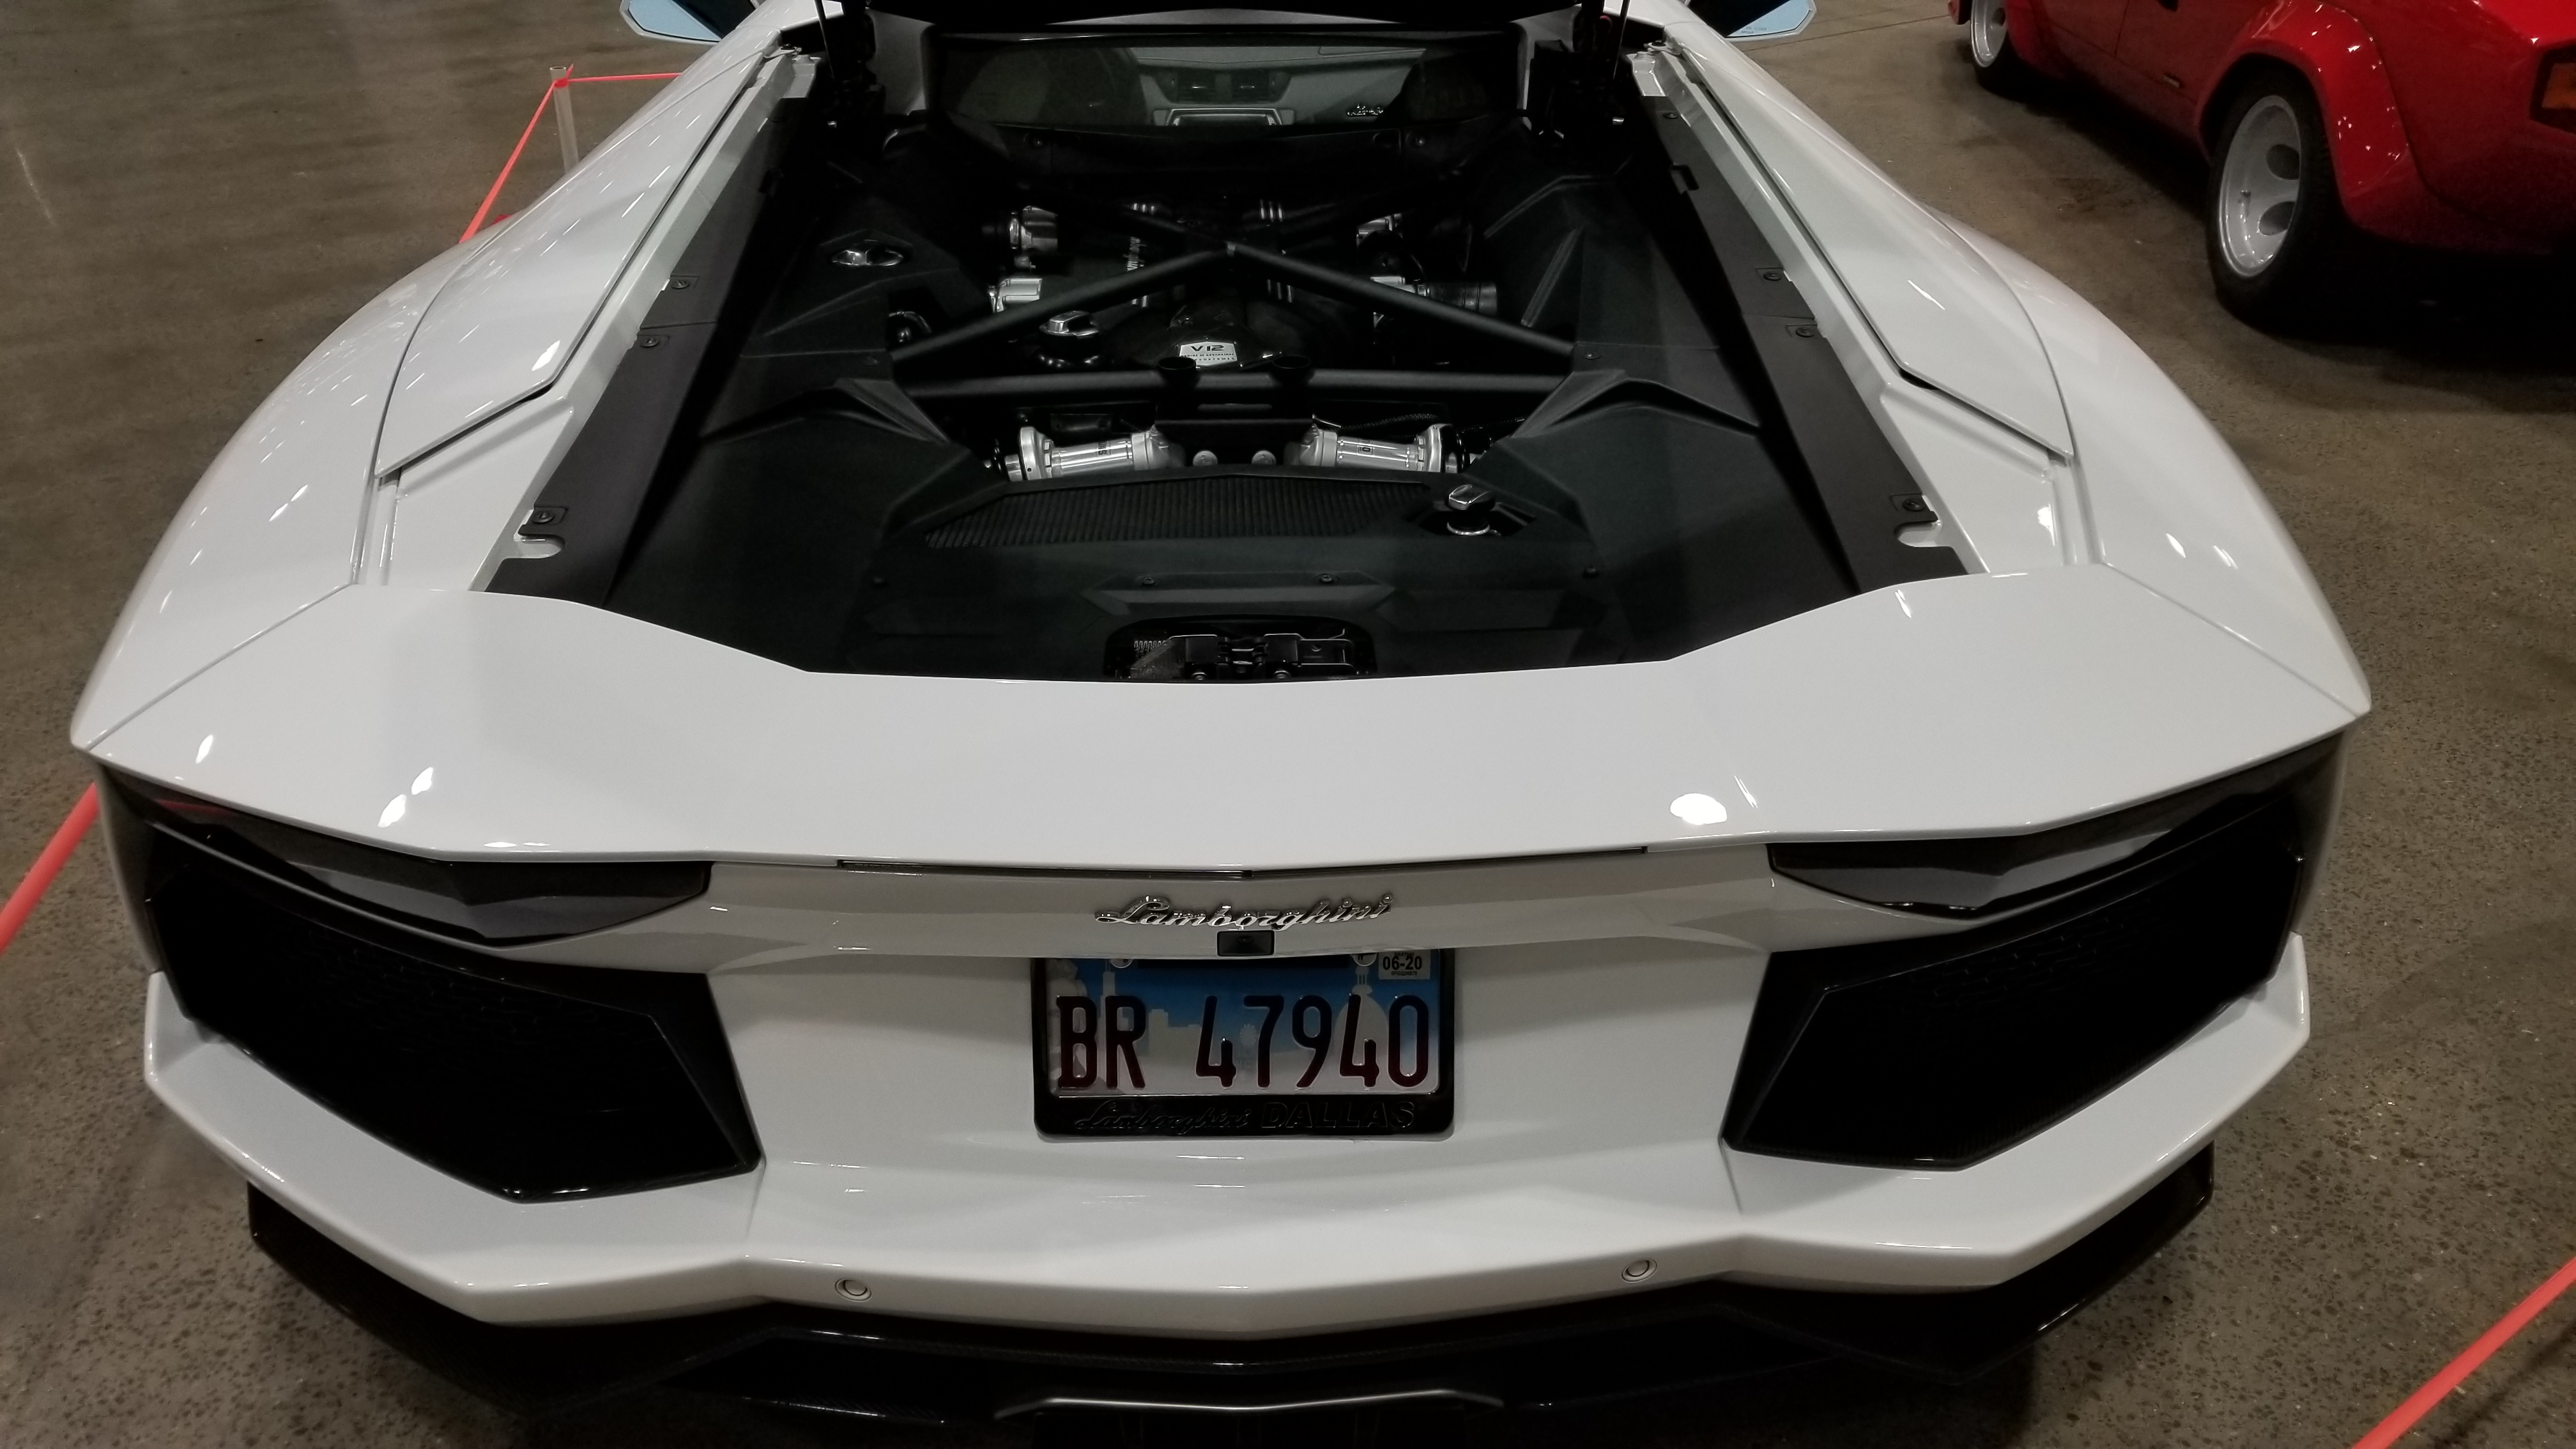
1002, 425, 1177, 482
1001, 424, 1459, 480
1291, 425, 1456, 473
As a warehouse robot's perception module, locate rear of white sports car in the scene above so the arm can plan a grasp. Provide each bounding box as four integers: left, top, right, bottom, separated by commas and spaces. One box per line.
73, 0, 2365, 1422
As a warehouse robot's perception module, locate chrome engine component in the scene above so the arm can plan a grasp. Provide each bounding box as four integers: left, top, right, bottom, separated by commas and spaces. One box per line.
989, 273, 1047, 312
1441, 480, 1498, 535
1005, 422, 1462, 479
988, 208, 1062, 310
1006, 206, 1059, 265
1292, 424, 1457, 473
1003, 425, 1177, 482
1037, 310, 1108, 368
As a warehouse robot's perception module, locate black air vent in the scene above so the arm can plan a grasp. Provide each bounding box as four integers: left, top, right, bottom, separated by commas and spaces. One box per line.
926, 475, 1423, 548
142, 841, 758, 1200
1725, 793, 2305, 1169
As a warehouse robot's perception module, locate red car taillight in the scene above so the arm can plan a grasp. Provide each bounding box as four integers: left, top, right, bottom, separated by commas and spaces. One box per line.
2539, 48, 2576, 132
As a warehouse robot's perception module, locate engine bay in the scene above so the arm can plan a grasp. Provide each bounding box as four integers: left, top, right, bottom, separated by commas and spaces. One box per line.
494, 16, 1963, 681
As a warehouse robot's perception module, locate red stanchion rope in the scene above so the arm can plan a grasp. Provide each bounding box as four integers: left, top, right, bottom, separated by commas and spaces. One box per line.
458, 79, 566, 243
0, 785, 99, 958
457, 69, 684, 243
2351, 1250, 2576, 1448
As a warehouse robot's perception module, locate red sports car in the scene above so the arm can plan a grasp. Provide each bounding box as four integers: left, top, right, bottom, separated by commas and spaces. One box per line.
1949, 0, 2576, 321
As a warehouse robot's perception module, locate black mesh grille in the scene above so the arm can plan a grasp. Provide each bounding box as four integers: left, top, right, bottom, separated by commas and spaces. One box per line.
146, 843, 757, 1200
924, 475, 1423, 548
1724, 796, 2304, 1169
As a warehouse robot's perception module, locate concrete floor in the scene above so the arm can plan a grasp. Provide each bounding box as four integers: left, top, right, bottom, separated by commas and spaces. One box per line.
2, 0, 2572, 1443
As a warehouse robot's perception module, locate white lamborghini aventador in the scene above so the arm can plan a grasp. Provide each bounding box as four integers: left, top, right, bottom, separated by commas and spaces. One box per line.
74, 0, 2366, 1421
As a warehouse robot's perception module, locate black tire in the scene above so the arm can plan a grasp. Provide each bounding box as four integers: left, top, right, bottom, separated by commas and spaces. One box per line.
2204, 72, 2352, 327
1966, 0, 2038, 96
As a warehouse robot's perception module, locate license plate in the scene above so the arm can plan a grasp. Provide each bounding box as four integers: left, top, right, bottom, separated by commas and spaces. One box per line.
1032, 952, 1452, 1137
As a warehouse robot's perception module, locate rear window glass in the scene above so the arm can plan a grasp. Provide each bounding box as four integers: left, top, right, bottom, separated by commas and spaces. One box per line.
933, 31, 1521, 132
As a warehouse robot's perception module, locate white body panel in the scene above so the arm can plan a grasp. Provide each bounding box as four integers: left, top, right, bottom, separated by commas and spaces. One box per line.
1949, 222, 2368, 714
372, 46, 770, 473
68, 244, 473, 749
148, 937, 2305, 1330
88, 0, 2366, 1353
1657, 13, 2073, 454
88, 568, 2350, 870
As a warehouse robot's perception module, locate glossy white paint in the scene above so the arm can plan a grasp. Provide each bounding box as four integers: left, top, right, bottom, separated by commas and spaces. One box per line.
1640, 47, 2042, 574
490, 842, 1947, 976
381, 398, 581, 590
143, 939, 2305, 1329
66, 243, 479, 751
1873, 383, 2064, 572
92, 1, 2372, 1347
1951, 222, 2368, 714
146, 977, 763, 1323
1655, 7, 2076, 455
371, 47, 767, 473
91, 567, 2350, 871
382, 54, 806, 592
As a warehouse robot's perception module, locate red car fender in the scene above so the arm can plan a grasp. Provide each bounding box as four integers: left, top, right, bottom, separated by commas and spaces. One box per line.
2203, 1, 2537, 251
2005, 0, 2080, 78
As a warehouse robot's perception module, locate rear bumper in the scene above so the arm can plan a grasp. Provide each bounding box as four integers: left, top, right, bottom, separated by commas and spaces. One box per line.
250, 1146, 2212, 1419
147, 937, 2308, 1333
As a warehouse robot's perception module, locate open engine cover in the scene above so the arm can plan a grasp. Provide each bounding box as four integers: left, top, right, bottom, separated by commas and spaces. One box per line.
491, 20, 1961, 680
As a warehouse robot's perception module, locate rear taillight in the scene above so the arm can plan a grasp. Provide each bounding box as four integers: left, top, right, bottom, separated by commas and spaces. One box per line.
2539, 49, 2576, 132
103, 772, 708, 944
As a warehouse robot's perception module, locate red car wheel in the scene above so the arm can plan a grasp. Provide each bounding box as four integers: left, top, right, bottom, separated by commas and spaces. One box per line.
2205, 72, 2354, 326
1966, 0, 2036, 95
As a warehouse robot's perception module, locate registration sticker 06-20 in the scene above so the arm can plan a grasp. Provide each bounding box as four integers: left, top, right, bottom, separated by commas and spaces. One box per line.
1031, 953, 1453, 1138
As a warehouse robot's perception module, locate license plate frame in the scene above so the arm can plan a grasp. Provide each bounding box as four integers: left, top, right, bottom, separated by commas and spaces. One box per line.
1030, 952, 1454, 1138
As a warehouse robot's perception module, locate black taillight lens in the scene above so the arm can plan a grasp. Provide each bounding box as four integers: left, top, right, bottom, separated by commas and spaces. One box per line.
103, 772, 707, 944
1768, 736, 2341, 917
2537, 49, 2576, 132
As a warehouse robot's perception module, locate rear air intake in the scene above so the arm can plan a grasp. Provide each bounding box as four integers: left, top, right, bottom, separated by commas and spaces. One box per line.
138, 836, 757, 1200
1726, 786, 2311, 1169
924, 475, 1422, 548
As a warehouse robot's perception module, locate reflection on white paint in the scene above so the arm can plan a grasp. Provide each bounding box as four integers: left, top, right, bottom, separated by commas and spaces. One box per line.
1896, 588, 1914, 618
2214, 546, 2237, 569
411, 766, 435, 795
378, 794, 408, 828
1670, 793, 1728, 826
2166, 533, 2186, 556
195, 734, 215, 763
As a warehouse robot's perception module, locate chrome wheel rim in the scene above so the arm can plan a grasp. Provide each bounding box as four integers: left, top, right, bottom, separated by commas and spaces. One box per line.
1969, 0, 2009, 68
2217, 95, 2304, 277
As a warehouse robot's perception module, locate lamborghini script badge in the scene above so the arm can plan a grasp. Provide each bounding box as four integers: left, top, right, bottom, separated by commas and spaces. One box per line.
1095, 894, 1393, 930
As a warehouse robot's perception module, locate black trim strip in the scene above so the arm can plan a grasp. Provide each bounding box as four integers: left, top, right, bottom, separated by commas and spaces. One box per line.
1633, 67, 1967, 592
830, 845, 1648, 880
490, 97, 799, 606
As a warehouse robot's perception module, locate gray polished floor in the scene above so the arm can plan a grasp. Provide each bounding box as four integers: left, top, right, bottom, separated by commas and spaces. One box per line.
2, 1, 2572, 1444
